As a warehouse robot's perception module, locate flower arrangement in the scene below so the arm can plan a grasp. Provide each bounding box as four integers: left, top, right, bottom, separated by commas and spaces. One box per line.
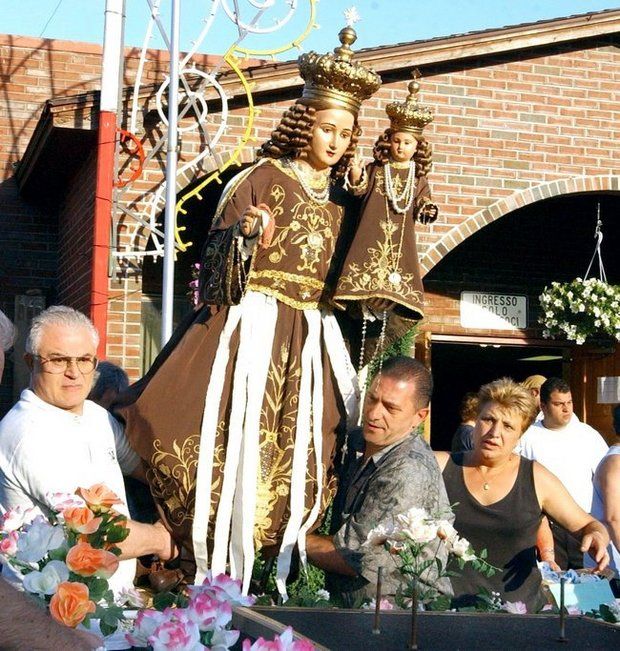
364, 507, 497, 606
188, 262, 201, 307
0, 483, 131, 635
538, 278, 620, 345
127, 572, 315, 650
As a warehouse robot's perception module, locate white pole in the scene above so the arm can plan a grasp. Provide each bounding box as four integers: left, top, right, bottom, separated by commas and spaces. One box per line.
161, 0, 181, 345
101, 0, 124, 113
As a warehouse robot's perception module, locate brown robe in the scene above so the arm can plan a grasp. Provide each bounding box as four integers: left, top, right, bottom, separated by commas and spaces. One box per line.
117, 159, 360, 584
334, 161, 436, 320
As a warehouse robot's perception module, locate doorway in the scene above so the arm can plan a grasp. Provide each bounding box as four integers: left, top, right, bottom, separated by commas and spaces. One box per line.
430, 341, 566, 451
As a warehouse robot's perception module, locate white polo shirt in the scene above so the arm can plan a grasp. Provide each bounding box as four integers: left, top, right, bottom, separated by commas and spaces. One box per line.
517, 417, 608, 512
0, 389, 140, 593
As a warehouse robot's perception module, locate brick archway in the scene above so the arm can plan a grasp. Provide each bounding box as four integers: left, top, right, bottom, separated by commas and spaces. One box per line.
419, 175, 620, 276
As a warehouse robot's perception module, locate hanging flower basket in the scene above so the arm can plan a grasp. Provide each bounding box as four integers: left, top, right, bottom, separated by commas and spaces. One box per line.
538, 278, 620, 346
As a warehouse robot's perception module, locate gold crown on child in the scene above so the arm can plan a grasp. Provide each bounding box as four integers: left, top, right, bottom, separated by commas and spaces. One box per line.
298, 26, 382, 116
386, 71, 434, 136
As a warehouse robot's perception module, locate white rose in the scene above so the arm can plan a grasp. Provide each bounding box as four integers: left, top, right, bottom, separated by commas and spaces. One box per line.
403, 522, 438, 545
364, 523, 397, 547
22, 560, 69, 596
450, 536, 477, 562
116, 586, 147, 608
16, 519, 66, 563
436, 520, 458, 543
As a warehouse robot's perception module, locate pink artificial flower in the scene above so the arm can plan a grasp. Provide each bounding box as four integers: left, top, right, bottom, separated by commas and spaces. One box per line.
0, 530, 19, 556
566, 605, 582, 616
502, 601, 527, 615
125, 609, 168, 647
188, 591, 233, 631
189, 572, 255, 607
148, 618, 203, 651
0, 506, 36, 533
47, 492, 87, 512
242, 627, 315, 651
362, 598, 394, 611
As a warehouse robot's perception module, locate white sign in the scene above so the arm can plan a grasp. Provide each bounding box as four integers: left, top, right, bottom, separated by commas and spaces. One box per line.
460, 292, 527, 330
597, 376, 620, 404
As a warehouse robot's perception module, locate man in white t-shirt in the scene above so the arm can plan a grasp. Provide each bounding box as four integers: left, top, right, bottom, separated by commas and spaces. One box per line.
518, 377, 608, 569
0, 306, 176, 593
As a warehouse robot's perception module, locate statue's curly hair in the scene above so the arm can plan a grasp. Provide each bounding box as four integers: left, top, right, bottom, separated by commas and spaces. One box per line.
257, 101, 361, 180
372, 128, 433, 178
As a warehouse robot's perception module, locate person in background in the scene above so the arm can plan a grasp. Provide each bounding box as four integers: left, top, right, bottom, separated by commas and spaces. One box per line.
89, 360, 130, 409
451, 392, 478, 452
0, 307, 101, 650
435, 378, 609, 612
522, 374, 547, 415
586, 404, 620, 592
518, 377, 608, 569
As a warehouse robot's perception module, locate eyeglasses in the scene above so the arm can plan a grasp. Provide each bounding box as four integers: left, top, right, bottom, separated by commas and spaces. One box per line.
34, 355, 98, 375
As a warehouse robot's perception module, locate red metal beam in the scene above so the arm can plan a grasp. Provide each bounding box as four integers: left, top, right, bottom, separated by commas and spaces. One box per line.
91, 110, 116, 357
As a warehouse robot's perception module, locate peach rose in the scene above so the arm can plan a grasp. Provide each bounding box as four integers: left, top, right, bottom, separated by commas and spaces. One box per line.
62, 507, 102, 535
49, 581, 96, 628
66, 541, 119, 578
76, 484, 122, 512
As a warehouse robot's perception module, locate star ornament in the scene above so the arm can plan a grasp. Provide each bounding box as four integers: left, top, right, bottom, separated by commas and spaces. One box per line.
344, 6, 361, 27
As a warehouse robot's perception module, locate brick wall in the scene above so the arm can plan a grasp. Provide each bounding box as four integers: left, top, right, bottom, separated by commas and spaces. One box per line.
1, 26, 619, 414
57, 152, 97, 314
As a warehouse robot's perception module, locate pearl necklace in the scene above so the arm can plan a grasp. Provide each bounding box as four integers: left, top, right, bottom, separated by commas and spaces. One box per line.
384, 161, 416, 215
283, 158, 331, 206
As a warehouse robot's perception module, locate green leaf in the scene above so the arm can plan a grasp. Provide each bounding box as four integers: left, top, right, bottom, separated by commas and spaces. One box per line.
47, 546, 67, 562
99, 619, 117, 637
88, 577, 109, 602
153, 591, 178, 611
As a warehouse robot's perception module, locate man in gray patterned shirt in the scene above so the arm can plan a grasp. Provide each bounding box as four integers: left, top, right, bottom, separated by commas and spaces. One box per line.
306, 356, 453, 606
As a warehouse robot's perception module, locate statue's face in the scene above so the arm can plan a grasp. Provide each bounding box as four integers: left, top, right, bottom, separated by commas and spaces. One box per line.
389, 131, 418, 163
305, 107, 354, 170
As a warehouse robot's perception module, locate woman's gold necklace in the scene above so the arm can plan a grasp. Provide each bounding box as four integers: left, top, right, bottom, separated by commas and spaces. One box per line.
474, 455, 514, 491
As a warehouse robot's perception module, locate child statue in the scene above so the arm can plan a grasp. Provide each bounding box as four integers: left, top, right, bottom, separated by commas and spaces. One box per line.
335, 73, 438, 330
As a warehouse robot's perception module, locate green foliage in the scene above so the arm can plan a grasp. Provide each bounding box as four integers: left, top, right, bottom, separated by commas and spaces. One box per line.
367, 324, 419, 384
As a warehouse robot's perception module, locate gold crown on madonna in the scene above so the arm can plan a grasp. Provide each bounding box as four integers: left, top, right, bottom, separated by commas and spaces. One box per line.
298, 26, 382, 115
386, 72, 434, 137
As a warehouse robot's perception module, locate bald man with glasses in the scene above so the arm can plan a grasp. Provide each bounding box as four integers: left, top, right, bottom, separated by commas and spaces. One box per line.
0, 306, 176, 595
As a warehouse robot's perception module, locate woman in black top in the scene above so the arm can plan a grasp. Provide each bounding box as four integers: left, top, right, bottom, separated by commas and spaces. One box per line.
435, 378, 609, 612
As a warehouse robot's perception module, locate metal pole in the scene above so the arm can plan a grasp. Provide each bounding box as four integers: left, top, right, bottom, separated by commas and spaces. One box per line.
372, 566, 383, 635
92, 0, 124, 356
161, 0, 181, 345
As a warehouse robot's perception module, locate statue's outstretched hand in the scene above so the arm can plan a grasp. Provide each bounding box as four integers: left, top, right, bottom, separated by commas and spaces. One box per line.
239, 204, 274, 249
418, 201, 438, 224
239, 205, 263, 238
348, 153, 364, 185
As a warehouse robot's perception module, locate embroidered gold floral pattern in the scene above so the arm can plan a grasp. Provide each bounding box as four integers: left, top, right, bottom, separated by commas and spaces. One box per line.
337, 217, 422, 306
148, 426, 226, 529
254, 343, 300, 547
267, 191, 336, 274
148, 435, 201, 527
